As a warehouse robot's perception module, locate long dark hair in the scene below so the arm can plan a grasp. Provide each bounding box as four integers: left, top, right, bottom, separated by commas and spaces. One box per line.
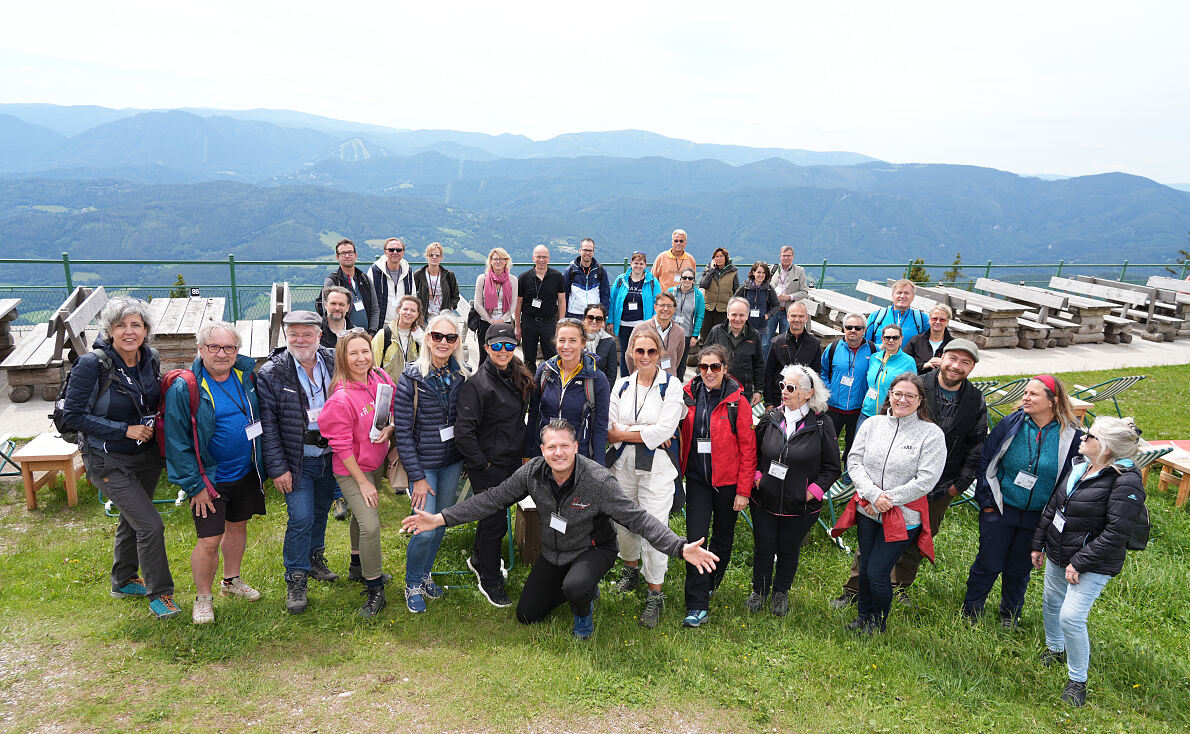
505, 355, 536, 402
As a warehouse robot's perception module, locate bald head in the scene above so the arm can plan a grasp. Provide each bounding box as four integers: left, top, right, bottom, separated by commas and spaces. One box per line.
788, 300, 808, 335
532, 245, 550, 270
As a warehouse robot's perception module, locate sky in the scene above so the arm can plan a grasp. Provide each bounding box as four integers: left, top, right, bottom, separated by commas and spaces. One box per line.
2, 1, 1188, 182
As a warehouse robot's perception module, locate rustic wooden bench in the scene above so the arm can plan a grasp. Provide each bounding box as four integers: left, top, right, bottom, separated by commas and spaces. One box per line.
0, 299, 20, 361
145, 296, 226, 371
236, 282, 291, 363
12, 432, 85, 510
857, 279, 982, 337
1072, 276, 1178, 342
1048, 276, 1138, 343
913, 285, 1032, 349
0, 287, 108, 402
973, 278, 1076, 348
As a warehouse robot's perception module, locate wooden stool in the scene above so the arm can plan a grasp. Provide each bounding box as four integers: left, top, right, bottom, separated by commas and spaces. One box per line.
12, 432, 85, 510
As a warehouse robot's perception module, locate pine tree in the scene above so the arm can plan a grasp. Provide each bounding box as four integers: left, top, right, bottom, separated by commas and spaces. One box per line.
168, 274, 188, 298
904, 258, 930, 284
941, 253, 969, 288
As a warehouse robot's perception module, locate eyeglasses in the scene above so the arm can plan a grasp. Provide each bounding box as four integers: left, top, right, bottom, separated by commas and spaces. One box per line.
779, 382, 805, 393
580, 249, 595, 255
656, 302, 674, 309
585, 315, 606, 323
634, 347, 659, 357
1081, 433, 1099, 442
429, 331, 459, 343
385, 247, 404, 253
488, 342, 517, 352
203, 344, 237, 355
336, 250, 355, 257
882, 335, 902, 341
680, 276, 694, 281
698, 362, 724, 373
889, 391, 920, 401
844, 325, 864, 331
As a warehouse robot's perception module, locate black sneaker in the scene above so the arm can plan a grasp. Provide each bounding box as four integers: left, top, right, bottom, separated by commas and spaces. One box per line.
359, 585, 386, 618
894, 588, 913, 607
478, 577, 513, 608
285, 572, 308, 615
309, 549, 339, 582
770, 591, 790, 617
613, 565, 641, 594
1060, 679, 1086, 707
829, 592, 857, 610
639, 590, 664, 629
348, 565, 392, 585
745, 591, 765, 613
845, 616, 872, 633
1040, 648, 1067, 668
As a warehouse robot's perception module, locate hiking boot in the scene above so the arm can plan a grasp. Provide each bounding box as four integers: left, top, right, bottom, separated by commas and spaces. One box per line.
1040, 648, 1067, 668
845, 616, 872, 633
348, 565, 391, 585
285, 572, 308, 615
682, 609, 709, 628
478, 577, 513, 608
829, 592, 857, 610
1060, 679, 1087, 707
746, 591, 765, 613
192, 594, 215, 624
308, 549, 339, 582
894, 588, 914, 607
639, 590, 665, 629
771, 591, 790, 617
405, 585, 427, 614
111, 577, 148, 598
613, 564, 641, 594
332, 497, 349, 521
149, 594, 181, 619
1000, 615, 1020, 631
359, 585, 386, 618
220, 577, 261, 601
421, 576, 446, 601
573, 605, 595, 640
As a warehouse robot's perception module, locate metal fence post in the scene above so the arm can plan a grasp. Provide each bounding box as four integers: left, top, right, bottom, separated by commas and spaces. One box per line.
984, 260, 993, 278
819, 259, 828, 288
228, 253, 240, 320
61, 252, 73, 291
1119, 260, 1129, 281
1182, 260, 1189, 279
1055, 260, 1064, 278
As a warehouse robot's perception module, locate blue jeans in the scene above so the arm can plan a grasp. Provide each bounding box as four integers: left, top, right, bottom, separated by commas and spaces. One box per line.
404, 461, 464, 586
768, 308, 788, 346
855, 514, 918, 625
1042, 559, 1111, 683
283, 454, 337, 575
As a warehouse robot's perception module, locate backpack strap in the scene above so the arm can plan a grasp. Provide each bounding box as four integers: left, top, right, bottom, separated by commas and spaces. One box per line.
383, 325, 393, 360
826, 340, 839, 382
726, 400, 739, 436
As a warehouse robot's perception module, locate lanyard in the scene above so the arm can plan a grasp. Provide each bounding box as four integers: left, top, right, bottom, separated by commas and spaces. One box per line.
632, 372, 661, 423
114, 360, 148, 415
205, 365, 250, 419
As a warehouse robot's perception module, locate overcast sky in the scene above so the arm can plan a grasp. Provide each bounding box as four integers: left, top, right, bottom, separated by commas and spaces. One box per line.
3, 1, 1187, 182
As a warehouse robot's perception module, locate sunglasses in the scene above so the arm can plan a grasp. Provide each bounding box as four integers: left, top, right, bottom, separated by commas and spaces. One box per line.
385, 247, 404, 253
429, 331, 459, 343
680, 276, 694, 281
488, 342, 517, 352
335, 327, 367, 338
1081, 433, 1099, 442
672, 239, 686, 243
882, 335, 902, 341
585, 315, 606, 323
778, 382, 805, 393
697, 362, 724, 373
843, 325, 864, 331
634, 347, 659, 357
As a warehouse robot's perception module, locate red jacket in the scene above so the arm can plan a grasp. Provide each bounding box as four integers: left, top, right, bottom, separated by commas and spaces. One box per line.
831, 494, 935, 563
679, 376, 756, 492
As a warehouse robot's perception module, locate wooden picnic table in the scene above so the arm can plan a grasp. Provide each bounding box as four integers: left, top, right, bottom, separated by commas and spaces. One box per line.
913, 284, 1031, 349
12, 432, 85, 510
0, 298, 19, 361
0, 287, 108, 402
858, 279, 982, 336
1144, 440, 1190, 509
1073, 276, 1181, 342
974, 278, 1078, 348
144, 297, 225, 371
1070, 396, 1093, 424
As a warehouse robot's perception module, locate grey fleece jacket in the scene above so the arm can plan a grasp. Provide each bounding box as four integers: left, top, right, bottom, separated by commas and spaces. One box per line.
847, 413, 946, 528
441, 455, 687, 567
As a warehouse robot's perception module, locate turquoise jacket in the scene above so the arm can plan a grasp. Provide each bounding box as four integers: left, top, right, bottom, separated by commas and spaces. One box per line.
861, 349, 917, 417
608, 271, 661, 331
164, 354, 265, 497
667, 284, 705, 337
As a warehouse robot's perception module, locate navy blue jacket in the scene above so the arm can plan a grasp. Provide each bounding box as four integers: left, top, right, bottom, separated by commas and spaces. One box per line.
563, 257, 610, 316
975, 409, 1082, 512
256, 345, 336, 483
526, 353, 610, 464
393, 358, 466, 481
61, 338, 161, 455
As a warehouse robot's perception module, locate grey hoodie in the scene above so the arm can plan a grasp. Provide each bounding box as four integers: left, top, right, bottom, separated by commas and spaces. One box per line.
441, 455, 687, 567
847, 412, 946, 528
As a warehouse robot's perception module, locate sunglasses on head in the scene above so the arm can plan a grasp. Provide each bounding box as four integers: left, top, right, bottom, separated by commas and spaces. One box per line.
698, 362, 724, 373
488, 341, 517, 352
634, 347, 659, 357
585, 315, 605, 323
429, 331, 459, 343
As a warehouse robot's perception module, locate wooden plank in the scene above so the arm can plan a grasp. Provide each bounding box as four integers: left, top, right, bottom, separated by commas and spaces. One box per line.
176, 297, 209, 335
280, 282, 292, 313
1050, 276, 1150, 307
976, 278, 1067, 310
0, 299, 20, 320
199, 298, 226, 329
0, 327, 52, 368
1146, 275, 1190, 293
156, 298, 189, 335
144, 296, 170, 328
807, 289, 878, 315
250, 320, 269, 357
234, 321, 254, 355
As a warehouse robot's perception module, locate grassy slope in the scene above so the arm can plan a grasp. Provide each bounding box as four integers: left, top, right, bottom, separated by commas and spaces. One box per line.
1, 365, 1188, 733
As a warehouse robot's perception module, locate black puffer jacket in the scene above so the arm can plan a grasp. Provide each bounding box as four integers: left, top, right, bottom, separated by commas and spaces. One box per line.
922, 371, 987, 499
257, 345, 336, 483
752, 408, 841, 516
705, 322, 764, 397
1032, 459, 1145, 576
393, 358, 466, 481
454, 358, 529, 479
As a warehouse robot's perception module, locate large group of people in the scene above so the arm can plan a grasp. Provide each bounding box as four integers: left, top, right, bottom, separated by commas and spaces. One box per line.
60, 235, 1150, 708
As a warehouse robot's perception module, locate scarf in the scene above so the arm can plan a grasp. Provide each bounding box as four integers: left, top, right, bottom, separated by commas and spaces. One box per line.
483, 270, 512, 313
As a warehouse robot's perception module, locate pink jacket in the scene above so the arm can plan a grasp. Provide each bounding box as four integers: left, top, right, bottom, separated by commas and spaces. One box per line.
317, 369, 396, 475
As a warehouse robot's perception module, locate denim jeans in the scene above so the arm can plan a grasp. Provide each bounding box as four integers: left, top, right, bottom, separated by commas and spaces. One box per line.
404, 461, 464, 586
1042, 559, 1112, 683
282, 454, 337, 575
768, 308, 788, 348
855, 514, 918, 625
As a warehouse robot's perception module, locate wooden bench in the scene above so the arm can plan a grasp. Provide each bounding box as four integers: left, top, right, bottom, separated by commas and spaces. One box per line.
974, 278, 1075, 348
856, 279, 982, 337
1145, 442, 1190, 509
1048, 276, 1138, 343
1146, 276, 1190, 338
236, 282, 292, 363
0, 287, 108, 402
145, 296, 226, 371
806, 288, 877, 330
1073, 276, 1179, 342
12, 432, 85, 510
793, 299, 844, 343
0, 298, 20, 361
912, 284, 1030, 349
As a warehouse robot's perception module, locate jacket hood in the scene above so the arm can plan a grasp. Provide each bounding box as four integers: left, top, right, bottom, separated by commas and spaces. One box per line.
372, 256, 410, 280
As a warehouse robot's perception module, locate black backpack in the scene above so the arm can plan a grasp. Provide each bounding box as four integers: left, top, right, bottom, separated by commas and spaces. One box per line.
51, 351, 115, 443
1126, 502, 1150, 551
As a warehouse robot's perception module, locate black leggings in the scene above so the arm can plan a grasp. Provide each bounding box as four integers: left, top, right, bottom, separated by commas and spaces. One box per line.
516, 545, 618, 623
750, 505, 819, 596
683, 479, 738, 609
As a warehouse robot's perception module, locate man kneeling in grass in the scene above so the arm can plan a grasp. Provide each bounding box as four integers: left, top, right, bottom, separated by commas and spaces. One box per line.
402, 418, 718, 639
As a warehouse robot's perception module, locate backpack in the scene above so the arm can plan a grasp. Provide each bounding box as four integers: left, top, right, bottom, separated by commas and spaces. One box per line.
155, 369, 216, 497
824, 338, 876, 383
611, 373, 685, 513
51, 351, 115, 443
1126, 502, 1150, 551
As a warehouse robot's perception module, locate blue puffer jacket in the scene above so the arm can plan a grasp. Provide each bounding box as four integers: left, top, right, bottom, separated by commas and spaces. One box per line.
525, 353, 610, 464
393, 357, 466, 482
61, 338, 161, 455
975, 409, 1083, 512
820, 338, 876, 412
163, 355, 265, 497
256, 345, 336, 483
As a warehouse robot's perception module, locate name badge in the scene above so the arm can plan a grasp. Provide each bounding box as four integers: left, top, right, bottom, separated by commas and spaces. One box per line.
353, 300, 364, 311
549, 513, 568, 533
531, 298, 543, 309
245, 421, 263, 440
660, 357, 672, 370
697, 438, 712, 454
439, 426, 455, 442
841, 376, 854, 387
768, 461, 789, 480
306, 407, 321, 422
865, 387, 878, 400
1053, 510, 1066, 532
627, 302, 639, 311
750, 309, 760, 318
1014, 470, 1038, 490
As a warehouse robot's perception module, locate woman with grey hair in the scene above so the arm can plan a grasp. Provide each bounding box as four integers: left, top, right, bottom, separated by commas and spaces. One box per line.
1030, 416, 1145, 707
61, 298, 180, 618
747, 363, 841, 615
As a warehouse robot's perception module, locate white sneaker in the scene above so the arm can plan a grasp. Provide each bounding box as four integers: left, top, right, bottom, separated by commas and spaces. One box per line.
192, 594, 215, 624
220, 577, 261, 601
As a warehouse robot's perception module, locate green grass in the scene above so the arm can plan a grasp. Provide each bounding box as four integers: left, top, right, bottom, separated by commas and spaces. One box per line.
2, 365, 1189, 732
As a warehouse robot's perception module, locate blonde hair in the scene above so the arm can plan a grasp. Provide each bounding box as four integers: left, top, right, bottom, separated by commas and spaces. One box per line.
486, 247, 512, 273
424, 242, 444, 258
414, 312, 463, 377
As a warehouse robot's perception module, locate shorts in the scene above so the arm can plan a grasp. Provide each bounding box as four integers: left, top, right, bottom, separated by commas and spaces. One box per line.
192, 469, 266, 538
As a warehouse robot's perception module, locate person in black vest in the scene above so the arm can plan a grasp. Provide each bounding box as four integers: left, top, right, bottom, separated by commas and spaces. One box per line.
1031, 416, 1145, 708
323, 239, 378, 334
516, 245, 567, 373
764, 300, 822, 407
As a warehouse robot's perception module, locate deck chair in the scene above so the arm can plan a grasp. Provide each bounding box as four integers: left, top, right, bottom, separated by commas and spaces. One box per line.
428, 474, 515, 589
1072, 375, 1147, 420
971, 380, 999, 396
816, 473, 857, 554
1135, 445, 1174, 485
96, 484, 187, 518
985, 377, 1030, 419
0, 434, 20, 479
950, 478, 978, 509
